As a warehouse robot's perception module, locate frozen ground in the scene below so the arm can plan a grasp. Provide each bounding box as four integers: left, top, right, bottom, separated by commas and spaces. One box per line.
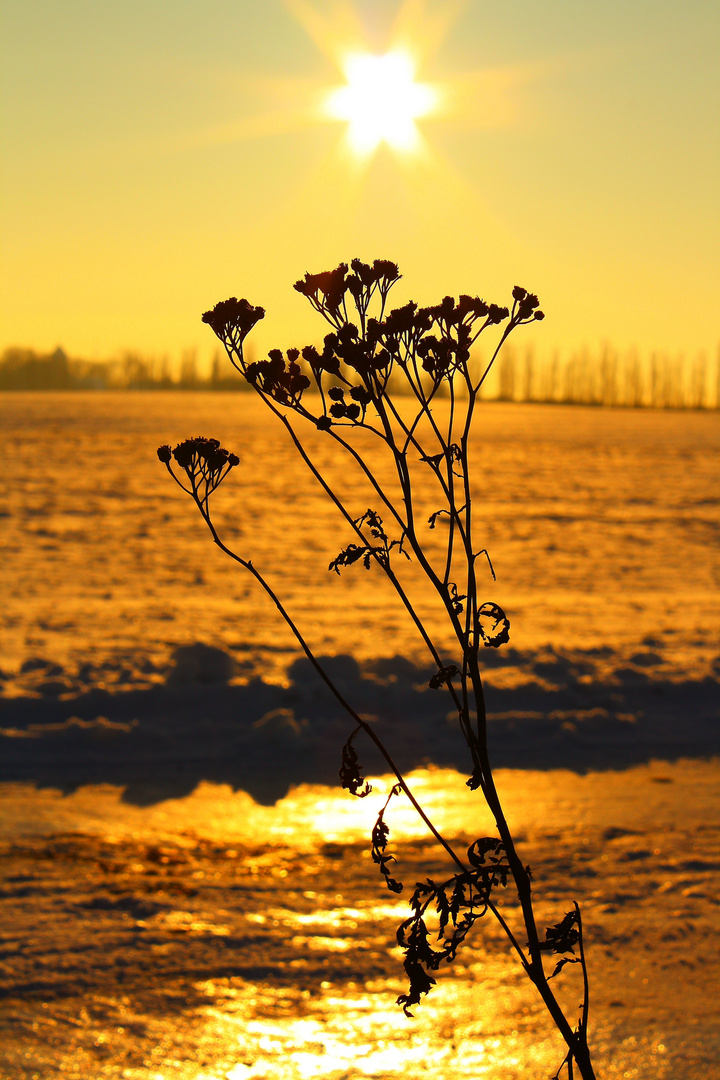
0, 392, 719, 1078
1, 765, 719, 1079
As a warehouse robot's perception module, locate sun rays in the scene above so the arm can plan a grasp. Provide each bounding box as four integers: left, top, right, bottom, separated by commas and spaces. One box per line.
282, 0, 450, 160
177, 0, 536, 174
324, 49, 439, 156
161, 0, 547, 282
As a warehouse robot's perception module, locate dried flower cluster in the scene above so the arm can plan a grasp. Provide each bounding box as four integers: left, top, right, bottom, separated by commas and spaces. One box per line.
200, 258, 543, 429
157, 437, 239, 505
200, 297, 265, 354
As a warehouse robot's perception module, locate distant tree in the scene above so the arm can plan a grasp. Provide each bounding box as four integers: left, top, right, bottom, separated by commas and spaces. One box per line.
179, 349, 199, 388
0, 346, 75, 390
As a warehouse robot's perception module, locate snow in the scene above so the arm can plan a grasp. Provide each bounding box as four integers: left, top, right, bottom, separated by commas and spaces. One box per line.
0, 391, 718, 1077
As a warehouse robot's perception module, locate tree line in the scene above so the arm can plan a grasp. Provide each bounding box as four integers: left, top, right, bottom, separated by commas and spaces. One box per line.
0, 347, 248, 391
1, 343, 717, 408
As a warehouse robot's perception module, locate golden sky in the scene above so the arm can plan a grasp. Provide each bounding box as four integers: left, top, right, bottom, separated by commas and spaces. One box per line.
1, 0, 718, 366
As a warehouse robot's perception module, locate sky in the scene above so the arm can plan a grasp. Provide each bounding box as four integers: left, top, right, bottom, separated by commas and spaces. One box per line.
1, 0, 718, 369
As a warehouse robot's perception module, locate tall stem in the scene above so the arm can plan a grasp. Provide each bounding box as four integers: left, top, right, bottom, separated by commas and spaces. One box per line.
197, 504, 466, 876
191, 274, 595, 1078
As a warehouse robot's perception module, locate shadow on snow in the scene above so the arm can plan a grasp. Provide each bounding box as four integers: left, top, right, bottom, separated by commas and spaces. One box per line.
1, 648, 718, 806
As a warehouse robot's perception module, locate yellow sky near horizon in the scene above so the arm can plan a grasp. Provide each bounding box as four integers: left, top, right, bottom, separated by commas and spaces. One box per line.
1, 0, 718, 370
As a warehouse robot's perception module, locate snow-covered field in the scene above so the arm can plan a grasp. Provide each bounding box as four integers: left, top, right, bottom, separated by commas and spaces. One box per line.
1, 392, 718, 1078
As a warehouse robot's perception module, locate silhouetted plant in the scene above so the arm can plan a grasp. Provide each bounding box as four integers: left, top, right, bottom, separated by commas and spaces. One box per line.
159, 259, 598, 1079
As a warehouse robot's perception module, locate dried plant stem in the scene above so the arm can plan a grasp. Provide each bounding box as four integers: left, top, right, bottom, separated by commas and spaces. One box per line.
196, 504, 464, 877
160, 260, 599, 1078
196, 504, 536, 981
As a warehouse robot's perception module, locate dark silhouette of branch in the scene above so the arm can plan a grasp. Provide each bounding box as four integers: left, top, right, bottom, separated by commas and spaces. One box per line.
160, 260, 598, 1078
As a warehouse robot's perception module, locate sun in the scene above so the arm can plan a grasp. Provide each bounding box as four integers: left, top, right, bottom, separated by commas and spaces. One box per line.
325, 49, 439, 156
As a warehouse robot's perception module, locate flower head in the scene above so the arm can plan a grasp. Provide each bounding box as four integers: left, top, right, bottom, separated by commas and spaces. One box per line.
201, 297, 265, 355
158, 436, 239, 503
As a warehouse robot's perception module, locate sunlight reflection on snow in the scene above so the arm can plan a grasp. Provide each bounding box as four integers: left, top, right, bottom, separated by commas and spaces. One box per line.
174, 938, 699, 1080
179, 970, 568, 1080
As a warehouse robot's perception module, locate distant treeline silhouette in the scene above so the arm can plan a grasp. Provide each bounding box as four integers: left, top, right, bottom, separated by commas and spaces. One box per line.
479, 343, 720, 409
2, 343, 718, 408
0, 346, 249, 392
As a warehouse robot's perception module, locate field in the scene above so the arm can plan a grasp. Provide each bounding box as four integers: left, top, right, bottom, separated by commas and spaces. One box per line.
0, 391, 719, 1078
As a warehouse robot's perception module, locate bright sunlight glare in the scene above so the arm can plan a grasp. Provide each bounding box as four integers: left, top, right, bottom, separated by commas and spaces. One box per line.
325, 50, 438, 155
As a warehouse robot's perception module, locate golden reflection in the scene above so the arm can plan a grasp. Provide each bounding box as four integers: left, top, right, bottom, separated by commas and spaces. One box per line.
290, 933, 355, 951
2, 762, 710, 1077
198, 975, 558, 1080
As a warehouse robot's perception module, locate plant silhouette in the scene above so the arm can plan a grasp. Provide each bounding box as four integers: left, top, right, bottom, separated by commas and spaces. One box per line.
159, 260, 598, 1078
